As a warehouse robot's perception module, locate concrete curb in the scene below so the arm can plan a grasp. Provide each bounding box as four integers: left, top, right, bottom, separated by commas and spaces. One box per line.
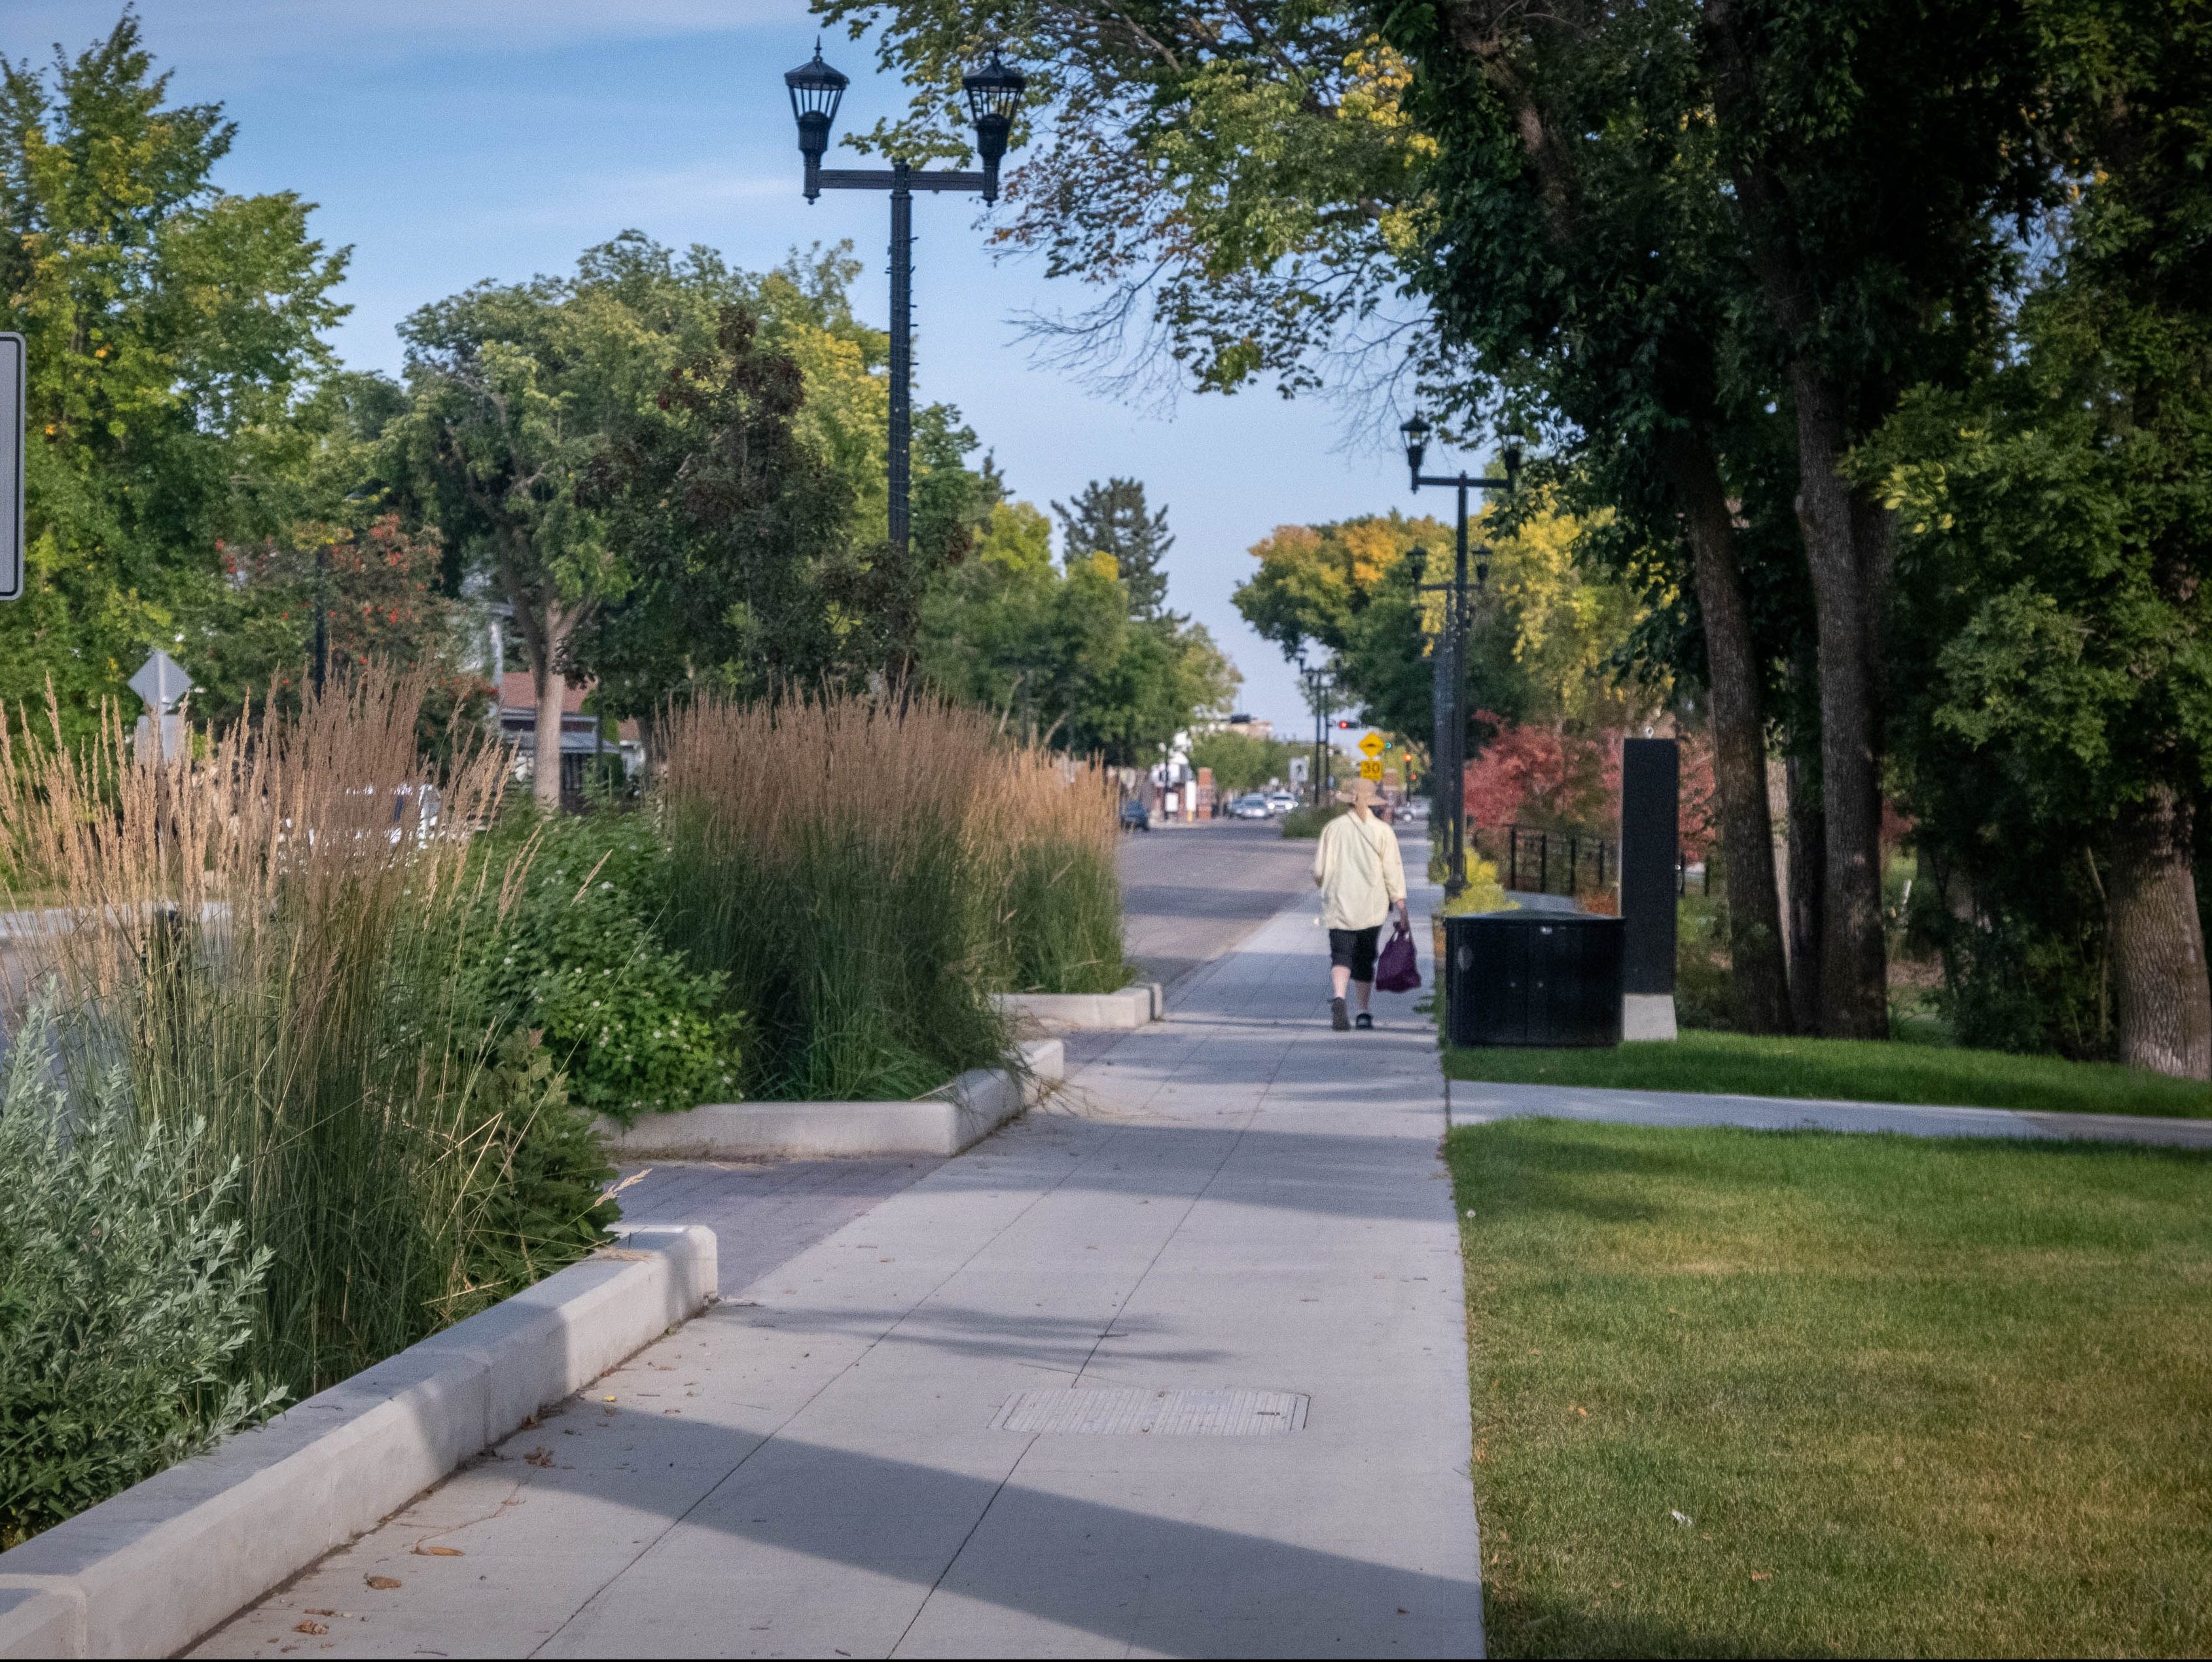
597, 1038, 1066, 1160
0, 1223, 717, 1661
995, 984, 1164, 1032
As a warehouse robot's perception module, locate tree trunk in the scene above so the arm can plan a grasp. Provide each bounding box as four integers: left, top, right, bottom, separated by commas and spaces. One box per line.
1664, 429, 1791, 1032
1702, 0, 1890, 1039
1786, 750, 1827, 1036
2109, 785, 2212, 1079
533, 660, 565, 813
1786, 363, 1890, 1038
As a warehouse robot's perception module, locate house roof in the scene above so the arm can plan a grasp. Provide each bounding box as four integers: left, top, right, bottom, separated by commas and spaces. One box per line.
498, 673, 641, 742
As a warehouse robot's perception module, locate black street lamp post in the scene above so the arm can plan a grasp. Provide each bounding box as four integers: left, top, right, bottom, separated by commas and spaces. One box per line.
1297, 652, 1336, 808
786, 45, 1026, 560
1401, 416, 1519, 897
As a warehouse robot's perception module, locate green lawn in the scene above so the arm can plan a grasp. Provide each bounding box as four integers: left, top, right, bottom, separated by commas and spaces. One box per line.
1450, 1119, 2212, 1657
1444, 1026, 2212, 1117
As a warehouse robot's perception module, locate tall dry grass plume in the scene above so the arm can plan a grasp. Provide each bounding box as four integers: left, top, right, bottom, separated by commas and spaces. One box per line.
660, 689, 1127, 1102
0, 672, 575, 1396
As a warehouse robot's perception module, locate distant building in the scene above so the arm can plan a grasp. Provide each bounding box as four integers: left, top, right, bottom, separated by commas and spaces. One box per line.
1196, 712, 1274, 742
498, 673, 645, 801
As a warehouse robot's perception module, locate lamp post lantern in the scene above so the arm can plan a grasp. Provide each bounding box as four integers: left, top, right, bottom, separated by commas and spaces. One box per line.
1402, 417, 1519, 897
785, 43, 1026, 560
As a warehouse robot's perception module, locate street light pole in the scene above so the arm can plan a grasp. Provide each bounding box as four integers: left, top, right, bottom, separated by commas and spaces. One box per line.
1400, 417, 1520, 898
787, 46, 1026, 562
1298, 655, 1335, 809
312, 538, 329, 697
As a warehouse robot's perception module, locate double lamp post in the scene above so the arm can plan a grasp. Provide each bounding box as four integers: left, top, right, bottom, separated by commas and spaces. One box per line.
1400, 416, 1519, 899
784, 45, 1026, 561
1296, 654, 1336, 809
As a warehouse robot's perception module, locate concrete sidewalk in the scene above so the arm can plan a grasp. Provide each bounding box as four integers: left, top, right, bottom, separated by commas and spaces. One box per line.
196, 884, 1478, 1657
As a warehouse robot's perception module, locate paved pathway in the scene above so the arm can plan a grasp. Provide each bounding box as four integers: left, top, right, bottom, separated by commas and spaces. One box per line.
1116, 819, 1319, 993
610, 1156, 946, 1302
198, 863, 1479, 1658
599, 823, 1324, 1292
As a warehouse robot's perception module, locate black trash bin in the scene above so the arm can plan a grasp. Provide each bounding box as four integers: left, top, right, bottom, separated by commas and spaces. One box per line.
1444, 912, 1624, 1047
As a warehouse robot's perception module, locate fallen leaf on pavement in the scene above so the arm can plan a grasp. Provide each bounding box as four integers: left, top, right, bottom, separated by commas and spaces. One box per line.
365, 1576, 401, 1590
293, 1622, 328, 1635
413, 1544, 463, 1557
523, 1447, 554, 1468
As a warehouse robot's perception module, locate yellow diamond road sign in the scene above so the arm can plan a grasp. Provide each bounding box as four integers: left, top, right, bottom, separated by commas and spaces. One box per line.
1358, 732, 1385, 759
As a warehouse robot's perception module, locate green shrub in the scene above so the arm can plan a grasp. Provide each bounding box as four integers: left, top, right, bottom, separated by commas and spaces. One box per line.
0, 1004, 284, 1549
1436, 856, 1515, 918
1675, 890, 1736, 1030
471, 810, 743, 1123
461, 1030, 620, 1299
1281, 803, 1347, 839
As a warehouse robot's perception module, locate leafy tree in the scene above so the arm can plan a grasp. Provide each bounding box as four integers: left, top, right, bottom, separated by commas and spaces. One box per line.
0, 13, 346, 732
825, 0, 1805, 1030
919, 500, 1236, 762
196, 515, 479, 727
393, 236, 734, 806
752, 242, 1001, 678
1188, 730, 1291, 793
1235, 501, 1654, 765
578, 304, 856, 713
1053, 477, 1178, 621
1682, 0, 2056, 1036
1859, 0, 2212, 1077
1374, 1, 1806, 1032
838, 0, 2083, 1041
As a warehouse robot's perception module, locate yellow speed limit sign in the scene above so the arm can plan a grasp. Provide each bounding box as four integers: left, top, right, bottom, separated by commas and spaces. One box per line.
1358, 731, 1385, 759
1359, 758, 1384, 781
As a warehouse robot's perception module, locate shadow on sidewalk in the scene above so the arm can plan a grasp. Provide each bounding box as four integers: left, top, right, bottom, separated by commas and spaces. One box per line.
500, 1408, 1486, 1655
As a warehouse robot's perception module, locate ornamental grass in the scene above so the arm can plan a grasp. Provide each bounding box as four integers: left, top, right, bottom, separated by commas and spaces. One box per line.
0, 672, 611, 1405
658, 688, 1127, 1103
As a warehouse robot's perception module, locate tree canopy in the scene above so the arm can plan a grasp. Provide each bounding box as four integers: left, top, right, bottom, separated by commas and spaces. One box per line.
0, 14, 348, 731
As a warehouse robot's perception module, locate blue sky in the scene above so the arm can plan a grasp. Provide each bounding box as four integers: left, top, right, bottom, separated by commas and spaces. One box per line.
9, 0, 1476, 733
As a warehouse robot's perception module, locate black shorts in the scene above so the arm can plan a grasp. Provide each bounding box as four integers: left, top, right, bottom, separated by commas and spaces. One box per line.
1329, 925, 1382, 981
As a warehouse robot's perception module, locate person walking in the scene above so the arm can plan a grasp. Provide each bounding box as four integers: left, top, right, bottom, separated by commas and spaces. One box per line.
1313, 777, 1408, 1030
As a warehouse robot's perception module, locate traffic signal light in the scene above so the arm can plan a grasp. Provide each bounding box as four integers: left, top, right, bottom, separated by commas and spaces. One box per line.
1335, 719, 1355, 729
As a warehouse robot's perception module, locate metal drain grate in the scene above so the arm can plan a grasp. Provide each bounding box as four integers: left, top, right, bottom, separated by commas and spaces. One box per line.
991, 1386, 1308, 1436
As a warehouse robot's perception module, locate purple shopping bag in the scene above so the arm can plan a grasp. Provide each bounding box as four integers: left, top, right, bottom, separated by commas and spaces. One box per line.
1375, 918, 1421, 993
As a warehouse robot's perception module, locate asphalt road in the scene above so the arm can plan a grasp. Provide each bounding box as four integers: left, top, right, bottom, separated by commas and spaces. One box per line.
1116, 818, 1324, 992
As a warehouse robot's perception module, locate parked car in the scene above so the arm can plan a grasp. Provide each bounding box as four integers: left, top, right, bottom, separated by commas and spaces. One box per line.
1265, 791, 1297, 816
1228, 793, 1272, 820
1120, 798, 1152, 832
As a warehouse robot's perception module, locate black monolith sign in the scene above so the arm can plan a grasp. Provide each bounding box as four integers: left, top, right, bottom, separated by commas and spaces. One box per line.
1620, 738, 1679, 997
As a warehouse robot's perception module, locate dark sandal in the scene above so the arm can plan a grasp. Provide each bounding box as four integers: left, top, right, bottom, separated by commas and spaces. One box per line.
1355, 1012, 1374, 1030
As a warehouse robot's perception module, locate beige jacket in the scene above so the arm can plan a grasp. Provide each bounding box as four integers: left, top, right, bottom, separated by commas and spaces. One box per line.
1312, 810, 1407, 931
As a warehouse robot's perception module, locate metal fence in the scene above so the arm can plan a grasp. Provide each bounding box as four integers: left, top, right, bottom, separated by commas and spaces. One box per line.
1474, 823, 1709, 899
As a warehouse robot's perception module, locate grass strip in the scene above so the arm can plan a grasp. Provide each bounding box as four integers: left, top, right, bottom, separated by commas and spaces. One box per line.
1445, 1026, 2212, 1117
1448, 1118, 2212, 1657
